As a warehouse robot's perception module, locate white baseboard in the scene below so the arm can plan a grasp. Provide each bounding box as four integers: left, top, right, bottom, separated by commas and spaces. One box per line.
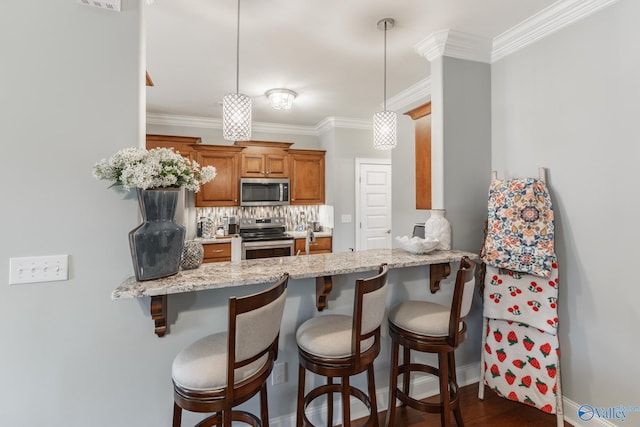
562, 398, 621, 427
269, 362, 482, 427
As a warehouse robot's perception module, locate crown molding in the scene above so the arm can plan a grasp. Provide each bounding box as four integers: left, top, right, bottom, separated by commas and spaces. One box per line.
415, 29, 492, 63
386, 77, 431, 113
146, 112, 370, 136
315, 117, 371, 135
146, 112, 221, 129
254, 121, 318, 136
492, 0, 620, 62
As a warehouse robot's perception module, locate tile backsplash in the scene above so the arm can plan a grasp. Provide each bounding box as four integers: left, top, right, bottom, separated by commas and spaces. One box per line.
196, 205, 328, 232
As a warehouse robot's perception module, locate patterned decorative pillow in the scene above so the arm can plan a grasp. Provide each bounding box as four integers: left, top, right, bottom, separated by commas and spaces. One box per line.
481, 178, 556, 278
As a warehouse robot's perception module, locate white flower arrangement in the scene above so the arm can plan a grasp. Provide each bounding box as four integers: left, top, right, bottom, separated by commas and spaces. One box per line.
92, 147, 216, 192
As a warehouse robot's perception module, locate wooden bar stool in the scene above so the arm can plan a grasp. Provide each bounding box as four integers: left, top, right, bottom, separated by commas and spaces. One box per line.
296, 264, 389, 427
385, 257, 476, 427
171, 273, 289, 427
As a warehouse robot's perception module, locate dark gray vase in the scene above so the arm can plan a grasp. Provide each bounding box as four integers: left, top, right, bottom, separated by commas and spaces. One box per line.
129, 188, 186, 281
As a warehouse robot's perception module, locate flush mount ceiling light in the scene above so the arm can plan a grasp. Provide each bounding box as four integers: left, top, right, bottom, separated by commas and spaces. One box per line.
373, 18, 397, 150
265, 88, 297, 110
223, 0, 252, 141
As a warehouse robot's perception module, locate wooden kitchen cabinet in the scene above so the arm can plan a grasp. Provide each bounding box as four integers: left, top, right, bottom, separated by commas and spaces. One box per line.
145, 134, 200, 161
405, 102, 432, 209
295, 236, 332, 254
236, 141, 292, 178
289, 149, 325, 205
202, 242, 232, 263
194, 145, 243, 207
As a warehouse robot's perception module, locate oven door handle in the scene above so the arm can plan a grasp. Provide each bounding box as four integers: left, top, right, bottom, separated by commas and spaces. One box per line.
242, 240, 294, 250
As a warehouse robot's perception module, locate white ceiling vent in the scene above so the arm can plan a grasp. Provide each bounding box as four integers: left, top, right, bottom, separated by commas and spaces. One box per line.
77, 0, 121, 12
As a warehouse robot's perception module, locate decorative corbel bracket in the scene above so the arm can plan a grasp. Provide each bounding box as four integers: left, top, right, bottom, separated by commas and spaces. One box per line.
150, 295, 167, 337
430, 263, 451, 293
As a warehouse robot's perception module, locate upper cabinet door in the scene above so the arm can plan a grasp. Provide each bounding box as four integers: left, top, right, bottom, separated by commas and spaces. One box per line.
290, 149, 325, 205
236, 141, 292, 178
263, 153, 288, 177
195, 146, 242, 207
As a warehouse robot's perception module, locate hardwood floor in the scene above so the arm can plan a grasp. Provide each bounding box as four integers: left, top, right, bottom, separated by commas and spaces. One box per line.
350, 382, 573, 427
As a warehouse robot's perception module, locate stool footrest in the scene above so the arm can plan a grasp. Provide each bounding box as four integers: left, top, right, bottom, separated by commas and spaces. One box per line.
393, 363, 460, 414
196, 410, 261, 427
302, 383, 375, 427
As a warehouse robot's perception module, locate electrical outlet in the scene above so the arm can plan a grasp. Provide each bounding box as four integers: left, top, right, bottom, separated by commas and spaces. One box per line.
9, 255, 69, 285
271, 362, 287, 385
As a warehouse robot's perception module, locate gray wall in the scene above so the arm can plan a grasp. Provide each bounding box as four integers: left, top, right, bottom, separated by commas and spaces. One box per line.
1, 1, 156, 425
491, 0, 640, 411
442, 57, 492, 254
328, 127, 390, 252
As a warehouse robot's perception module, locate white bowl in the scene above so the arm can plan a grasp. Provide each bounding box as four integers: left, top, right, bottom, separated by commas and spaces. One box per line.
395, 235, 440, 254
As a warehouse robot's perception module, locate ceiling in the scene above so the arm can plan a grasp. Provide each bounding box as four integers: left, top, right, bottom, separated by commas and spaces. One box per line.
145, 0, 557, 129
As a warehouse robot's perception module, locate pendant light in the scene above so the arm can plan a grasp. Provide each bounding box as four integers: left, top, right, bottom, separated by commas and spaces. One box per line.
373, 18, 397, 150
223, 0, 252, 141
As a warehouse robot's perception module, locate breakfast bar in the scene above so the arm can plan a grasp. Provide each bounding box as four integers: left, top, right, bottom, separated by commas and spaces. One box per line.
112, 248, 478, 337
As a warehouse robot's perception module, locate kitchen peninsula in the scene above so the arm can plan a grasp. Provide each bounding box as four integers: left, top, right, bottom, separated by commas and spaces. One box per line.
113, 248, 478, 337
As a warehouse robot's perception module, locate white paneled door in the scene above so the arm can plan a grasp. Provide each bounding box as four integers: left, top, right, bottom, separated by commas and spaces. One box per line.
356, 159, 392, 250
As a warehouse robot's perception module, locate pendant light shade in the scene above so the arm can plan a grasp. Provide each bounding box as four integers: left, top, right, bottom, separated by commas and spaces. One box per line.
223, 0, 252, 141
223, 93, 252, 141
373, 18, 397, 150
373, 110, 397, 149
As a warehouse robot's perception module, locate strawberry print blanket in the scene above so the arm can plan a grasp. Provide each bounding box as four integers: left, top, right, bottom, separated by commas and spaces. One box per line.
483, 264, 559, 335
483, 318, 560, 413
481, 178, 556, 278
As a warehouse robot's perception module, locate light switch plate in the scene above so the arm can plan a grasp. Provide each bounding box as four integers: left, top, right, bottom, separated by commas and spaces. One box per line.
76, 0, 121, 12
341, 214, 352, 223
9, 255, 69, 285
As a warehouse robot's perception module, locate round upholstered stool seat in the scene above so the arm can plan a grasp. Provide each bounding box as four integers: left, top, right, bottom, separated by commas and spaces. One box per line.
389, 301, 462, 337
296, 315, 375, 358
172, 332, 269, 392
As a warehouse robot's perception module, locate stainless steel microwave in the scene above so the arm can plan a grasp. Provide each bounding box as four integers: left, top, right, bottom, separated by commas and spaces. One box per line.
240, 178, 290, 206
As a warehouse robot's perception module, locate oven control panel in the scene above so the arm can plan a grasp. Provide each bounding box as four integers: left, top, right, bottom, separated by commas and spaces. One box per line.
240, 217, 286, 229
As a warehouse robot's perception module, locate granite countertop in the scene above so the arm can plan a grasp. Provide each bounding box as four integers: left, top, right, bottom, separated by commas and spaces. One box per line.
286, 230, 332, 239
112, 248, 477, 300
195, 236, 235, 244
195, 230, 332, 244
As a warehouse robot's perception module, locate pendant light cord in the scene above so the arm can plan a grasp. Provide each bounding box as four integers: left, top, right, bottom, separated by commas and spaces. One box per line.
383, 20, 387, 111
235, 0, 240, 94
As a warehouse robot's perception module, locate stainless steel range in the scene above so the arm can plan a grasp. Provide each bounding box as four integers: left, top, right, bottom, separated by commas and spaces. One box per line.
239, 217, 294, 260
